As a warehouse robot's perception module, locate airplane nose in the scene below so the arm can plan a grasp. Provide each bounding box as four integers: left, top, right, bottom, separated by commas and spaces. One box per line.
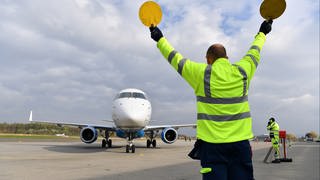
119, 102, 148, 122
121, 106, 144, 121
112, 98, 151, 128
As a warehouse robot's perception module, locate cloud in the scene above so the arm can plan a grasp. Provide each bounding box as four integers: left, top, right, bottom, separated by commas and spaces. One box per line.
0, 0, 318, 136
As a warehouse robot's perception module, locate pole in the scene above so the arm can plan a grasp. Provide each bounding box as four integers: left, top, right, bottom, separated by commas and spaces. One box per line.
279, 130, 293, 162
283, 137, 287, 159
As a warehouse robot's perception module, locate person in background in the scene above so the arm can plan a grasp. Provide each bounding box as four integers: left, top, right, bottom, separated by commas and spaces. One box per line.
267, 117, 281, 163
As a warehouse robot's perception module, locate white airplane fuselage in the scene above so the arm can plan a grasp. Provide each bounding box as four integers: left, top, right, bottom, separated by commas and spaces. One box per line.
28, 88, 196, 153
111, 89, 151, 130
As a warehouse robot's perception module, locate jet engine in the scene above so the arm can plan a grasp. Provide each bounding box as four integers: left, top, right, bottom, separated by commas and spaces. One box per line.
80, 127, 98, 144
161, 127, 178, 144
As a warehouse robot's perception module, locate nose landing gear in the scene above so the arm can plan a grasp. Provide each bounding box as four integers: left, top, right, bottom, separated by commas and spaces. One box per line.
126, 133, 136, 153
126, 143, 135, 153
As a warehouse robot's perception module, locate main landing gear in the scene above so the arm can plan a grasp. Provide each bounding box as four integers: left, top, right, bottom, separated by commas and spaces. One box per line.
146, 139, 157, 148
102, 131, 112, 148
146, 130, 157, 148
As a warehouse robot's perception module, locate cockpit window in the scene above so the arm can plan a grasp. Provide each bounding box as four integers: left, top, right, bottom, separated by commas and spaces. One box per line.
133, 92, 146, 99
119, 92, 132, 98
117, 92, 147, 99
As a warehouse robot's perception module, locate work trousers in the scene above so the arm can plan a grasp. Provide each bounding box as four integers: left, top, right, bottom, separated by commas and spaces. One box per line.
271, 136, 280, 159
200, 140, 254, 180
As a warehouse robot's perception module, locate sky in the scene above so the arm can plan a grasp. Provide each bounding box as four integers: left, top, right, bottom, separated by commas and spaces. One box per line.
0, 0, 319, 137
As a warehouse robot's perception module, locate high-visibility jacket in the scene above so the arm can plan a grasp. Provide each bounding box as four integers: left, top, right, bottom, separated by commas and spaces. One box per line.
157, 32, 266, 143
267, 121, 280, 138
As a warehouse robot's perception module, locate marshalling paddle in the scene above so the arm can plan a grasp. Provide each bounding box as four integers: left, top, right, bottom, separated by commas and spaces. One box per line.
139, 0, 286, 26
139, 1, 162, 27
260, 0, 286, 20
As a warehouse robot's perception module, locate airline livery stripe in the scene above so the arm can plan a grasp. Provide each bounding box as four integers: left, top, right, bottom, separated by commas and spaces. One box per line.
246, 54, 258, 68
178, 58, 187, 75
197, 95, 248, 104
204, 65, 212, 97
250, 45, 261, 53
168, 50, 177, 64
197, 112, 251, 122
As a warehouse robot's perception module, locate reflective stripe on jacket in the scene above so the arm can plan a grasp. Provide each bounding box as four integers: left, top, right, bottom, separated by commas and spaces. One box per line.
157, 32, 266, 143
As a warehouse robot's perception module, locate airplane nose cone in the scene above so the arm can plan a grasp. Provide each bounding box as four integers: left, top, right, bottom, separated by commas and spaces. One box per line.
113, 100, 151, 128
121, 107, 143, 121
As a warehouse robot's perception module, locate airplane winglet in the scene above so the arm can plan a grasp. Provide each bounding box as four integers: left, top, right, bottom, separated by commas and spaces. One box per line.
29, 111, 33, 122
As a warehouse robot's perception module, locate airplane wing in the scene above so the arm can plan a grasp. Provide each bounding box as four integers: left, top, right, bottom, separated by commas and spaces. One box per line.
28, 111, 116, 131
144, 124, 196, 131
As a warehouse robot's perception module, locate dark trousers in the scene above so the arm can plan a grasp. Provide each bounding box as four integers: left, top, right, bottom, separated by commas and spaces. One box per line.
200, 140, 254, 180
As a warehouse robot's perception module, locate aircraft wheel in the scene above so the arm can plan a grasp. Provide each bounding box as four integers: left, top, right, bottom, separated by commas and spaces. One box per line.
131, 145, 135, 153
107, 139, 112, 148
152, 139, 157, 148
147, 139, 151, 148
102, 139, 107, 148
126, 145, 130, 153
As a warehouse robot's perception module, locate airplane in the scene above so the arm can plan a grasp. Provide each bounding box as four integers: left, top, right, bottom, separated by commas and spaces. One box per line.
29, 88, 196, 153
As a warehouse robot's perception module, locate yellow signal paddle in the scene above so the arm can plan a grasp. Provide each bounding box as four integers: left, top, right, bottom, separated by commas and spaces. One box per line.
260, 0, 286, 20
139, 1, 162, 27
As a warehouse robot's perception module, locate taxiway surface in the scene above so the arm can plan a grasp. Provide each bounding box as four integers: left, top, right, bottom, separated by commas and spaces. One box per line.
0, 139, 318, 180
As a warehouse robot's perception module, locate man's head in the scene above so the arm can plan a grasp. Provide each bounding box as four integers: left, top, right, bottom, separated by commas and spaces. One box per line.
269, 117, 275, 123
267, 117, 275, 126
206, 44, 228, 64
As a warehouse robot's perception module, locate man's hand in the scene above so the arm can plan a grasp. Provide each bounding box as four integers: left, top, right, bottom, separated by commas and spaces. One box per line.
267, 121, 271, 127
149, 26, 163, 42
259, 20, 273, 35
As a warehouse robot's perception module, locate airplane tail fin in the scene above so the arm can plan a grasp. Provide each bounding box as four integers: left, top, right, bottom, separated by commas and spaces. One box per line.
29, 111, 33, 122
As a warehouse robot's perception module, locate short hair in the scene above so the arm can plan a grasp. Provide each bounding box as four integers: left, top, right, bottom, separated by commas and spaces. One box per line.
206, 44, 227, 60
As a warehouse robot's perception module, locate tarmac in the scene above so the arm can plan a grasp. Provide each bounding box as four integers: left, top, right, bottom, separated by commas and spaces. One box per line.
0, 138, 319, 180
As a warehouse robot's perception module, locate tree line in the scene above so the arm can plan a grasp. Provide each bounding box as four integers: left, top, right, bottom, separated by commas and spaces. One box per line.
0, 123, 80, 136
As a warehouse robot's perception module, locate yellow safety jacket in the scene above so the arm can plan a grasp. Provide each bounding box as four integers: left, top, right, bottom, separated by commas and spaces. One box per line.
157, 32, 266, 143
267, 121, 280, 139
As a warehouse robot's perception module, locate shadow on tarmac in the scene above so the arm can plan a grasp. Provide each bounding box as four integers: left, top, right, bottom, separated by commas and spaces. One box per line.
43, 143, 163, 154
